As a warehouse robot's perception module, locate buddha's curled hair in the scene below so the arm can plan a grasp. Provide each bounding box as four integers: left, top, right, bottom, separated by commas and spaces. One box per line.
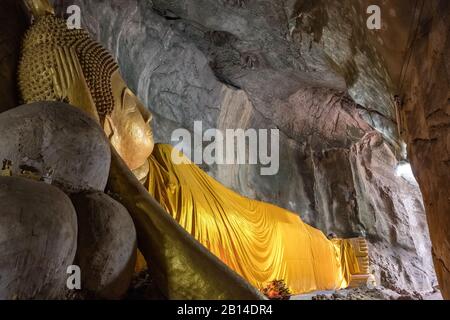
18, 15, 119, 117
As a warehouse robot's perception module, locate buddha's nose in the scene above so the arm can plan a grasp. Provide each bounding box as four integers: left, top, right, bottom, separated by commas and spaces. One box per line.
146, 111, 153, 124
144, 109, 153, 124
137, 101, 153, 124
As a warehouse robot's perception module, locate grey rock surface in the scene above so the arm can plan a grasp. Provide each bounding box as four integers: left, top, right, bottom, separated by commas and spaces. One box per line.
399, 1, 450, 299
73, 0, 437, 294
0, 176, 77, 299
349, 132, 436, 293
0, 102, 111, 194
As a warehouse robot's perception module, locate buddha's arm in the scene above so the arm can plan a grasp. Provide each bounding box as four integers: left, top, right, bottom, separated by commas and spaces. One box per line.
52, 47, 100, 122
107, 149, 264, 300
50, 47, 259, 299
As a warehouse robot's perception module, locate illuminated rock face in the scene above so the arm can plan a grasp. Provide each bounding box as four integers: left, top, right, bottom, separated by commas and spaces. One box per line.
349, 132, 435, 293
0, 176, 77, 299
73, 0, 440, 295
0, 102, 111, 194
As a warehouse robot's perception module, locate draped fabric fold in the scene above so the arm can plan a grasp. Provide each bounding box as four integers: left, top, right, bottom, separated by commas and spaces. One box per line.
146, 144, 358, 294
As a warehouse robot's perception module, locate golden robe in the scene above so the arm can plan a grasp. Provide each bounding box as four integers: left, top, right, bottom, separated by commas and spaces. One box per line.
145, 144, 360, 294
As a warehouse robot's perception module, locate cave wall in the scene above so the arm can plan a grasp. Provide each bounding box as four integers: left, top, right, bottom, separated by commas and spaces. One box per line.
0, 0, 27, 113
73, 0, 437, 294
399, 0, 449, 299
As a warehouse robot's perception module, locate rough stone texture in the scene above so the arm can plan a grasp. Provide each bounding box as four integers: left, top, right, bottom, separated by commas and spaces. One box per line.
399, 1, 450, 299
284, 0, 399, 146
0, 0, 27, 113
0, 102, 111, 194
294, 286, 442, 300
72, 0, 438, 295
350, 132, 435, 292
0, 176, 77, 299
71, 191, 137, 300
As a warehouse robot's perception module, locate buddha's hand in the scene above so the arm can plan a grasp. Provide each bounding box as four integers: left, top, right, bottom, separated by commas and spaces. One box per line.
51, 47, 100, 122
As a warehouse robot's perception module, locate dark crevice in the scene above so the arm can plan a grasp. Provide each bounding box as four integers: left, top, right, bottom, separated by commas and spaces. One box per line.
152, 7, 181, 21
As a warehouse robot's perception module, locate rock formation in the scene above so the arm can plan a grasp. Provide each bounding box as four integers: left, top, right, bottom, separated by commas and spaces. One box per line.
399, 1, 449, 299
0, 0, 446, 299
72, 0, 441, 295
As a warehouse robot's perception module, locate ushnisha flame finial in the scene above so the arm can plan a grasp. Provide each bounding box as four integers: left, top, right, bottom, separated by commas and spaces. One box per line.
23, 0, 55, 17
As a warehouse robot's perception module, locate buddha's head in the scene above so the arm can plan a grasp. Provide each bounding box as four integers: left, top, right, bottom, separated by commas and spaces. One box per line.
106, 71, 154, 173
18, 10, 154, 178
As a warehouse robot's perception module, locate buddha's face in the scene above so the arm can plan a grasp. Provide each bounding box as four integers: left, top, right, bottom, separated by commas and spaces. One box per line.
104, 71, 154, 175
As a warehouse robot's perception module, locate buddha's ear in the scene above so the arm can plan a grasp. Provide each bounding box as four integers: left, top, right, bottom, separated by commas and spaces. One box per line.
103, 115, 116, 139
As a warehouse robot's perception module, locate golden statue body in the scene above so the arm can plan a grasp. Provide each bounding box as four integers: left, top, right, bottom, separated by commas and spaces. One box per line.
18, 0, 371, 298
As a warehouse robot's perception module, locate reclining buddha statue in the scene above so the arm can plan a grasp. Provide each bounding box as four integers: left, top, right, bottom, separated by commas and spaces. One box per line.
18, 0, 372, 299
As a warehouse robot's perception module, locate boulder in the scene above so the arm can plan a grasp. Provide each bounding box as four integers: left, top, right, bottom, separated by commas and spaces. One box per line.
71, 191, 137, 299
0, 102, 111, 193
0, 176, 78, 299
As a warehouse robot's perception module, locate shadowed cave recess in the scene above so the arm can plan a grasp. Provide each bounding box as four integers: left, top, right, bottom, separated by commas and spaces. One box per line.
0, 0, 448, 300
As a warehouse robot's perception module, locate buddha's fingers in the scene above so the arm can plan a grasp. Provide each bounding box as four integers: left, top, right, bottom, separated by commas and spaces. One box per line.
64, 47, 79, 85
51, 51, 67, 101
51, 46, 98, 122
54, 48, 69, 97
50, 67, 64, 101
66, 47, 99, 122
62, 47, 73, 84
69, 47, 84, 81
